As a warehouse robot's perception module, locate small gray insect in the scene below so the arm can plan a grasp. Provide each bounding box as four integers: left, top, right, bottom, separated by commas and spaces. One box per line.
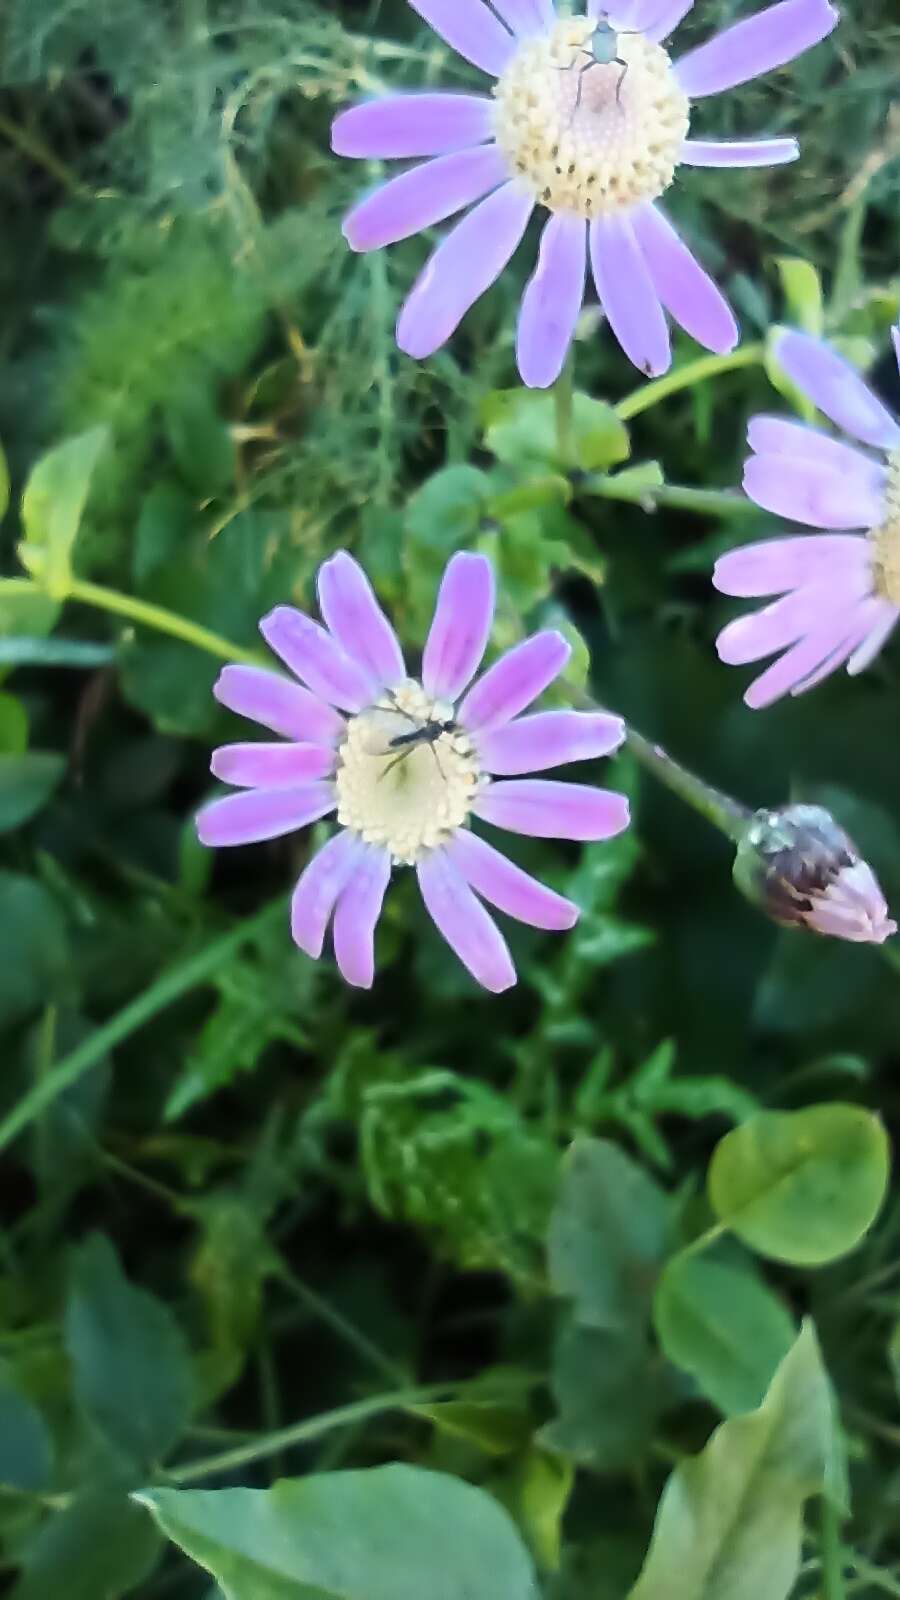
564, 13, 634, 114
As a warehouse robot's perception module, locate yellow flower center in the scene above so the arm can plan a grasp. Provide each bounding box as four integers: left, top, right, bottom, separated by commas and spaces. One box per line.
334, 679, 484, 866
870, 451, 900, 605
492, 16, 689, 221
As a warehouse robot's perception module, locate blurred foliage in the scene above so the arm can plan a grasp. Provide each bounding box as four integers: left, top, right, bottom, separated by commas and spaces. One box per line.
1, 0, 900, 1597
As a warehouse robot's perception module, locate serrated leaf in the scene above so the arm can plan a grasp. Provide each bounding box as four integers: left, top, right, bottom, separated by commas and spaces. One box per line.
64, 1234, 192, 1469
708, 1105, 890, 1266
628, 1323, 843, 1600
482, 389, 629, 473
137, 1466, 539, 1600
653, 1253, 796, 1414
18, 426, 109, 598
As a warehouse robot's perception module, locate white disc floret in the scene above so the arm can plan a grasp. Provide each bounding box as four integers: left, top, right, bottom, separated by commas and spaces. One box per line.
492, 16, 690, 221
334, 679, 484, 865
871, 451, 900, 605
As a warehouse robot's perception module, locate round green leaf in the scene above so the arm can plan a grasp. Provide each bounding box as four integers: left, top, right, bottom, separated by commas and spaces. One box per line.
654, 1253, 796, 1414
709, 1105, 890, 1266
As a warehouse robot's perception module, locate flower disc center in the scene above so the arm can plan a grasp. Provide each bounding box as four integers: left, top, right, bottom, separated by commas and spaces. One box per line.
870, 451, 900, 605
334, 680, 483, 866
492, 16, 690, 220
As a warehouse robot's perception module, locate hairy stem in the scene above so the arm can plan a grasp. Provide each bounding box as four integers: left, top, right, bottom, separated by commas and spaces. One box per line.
623, 725, 751, 843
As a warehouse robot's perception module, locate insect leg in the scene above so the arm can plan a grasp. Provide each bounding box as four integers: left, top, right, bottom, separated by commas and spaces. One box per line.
614, 57, 628, 107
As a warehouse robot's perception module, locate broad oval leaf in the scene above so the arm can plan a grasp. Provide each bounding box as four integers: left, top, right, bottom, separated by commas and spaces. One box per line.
137, 1465, 539, 1600
628, 1322, 843, 1600
0, 1384, 53, 1491
10, 1492, 160, 1600
0, 752, 65, 832
653, 1253, 796, 1415
708, 1105, 889, 1266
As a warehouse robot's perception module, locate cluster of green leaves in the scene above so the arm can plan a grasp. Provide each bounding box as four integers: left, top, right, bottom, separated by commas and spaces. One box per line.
2, 0, 900, 1597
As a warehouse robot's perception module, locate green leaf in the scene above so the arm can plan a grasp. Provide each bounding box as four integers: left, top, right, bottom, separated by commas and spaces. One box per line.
64, 1234, 192, 1469
17, 426, 109, 599
137, 1465, 539, 1600
628, 1323, 842, 1600
0, 1384, 53, 1490
10, 1492, 160, 1600
0, 690, 28, 754
653, 1253, 796, 1414
708, 1105, 890, 1266
0, 872, 69, 1029
0, 752, 65, 832
0, 581, 60, 640
0, 437, 9, 522
547, 1139, 671, 1329
775, 257, 824, 334
164, 383, 236, 496
482, 389, 629, 473
541, 1321, 667, 1470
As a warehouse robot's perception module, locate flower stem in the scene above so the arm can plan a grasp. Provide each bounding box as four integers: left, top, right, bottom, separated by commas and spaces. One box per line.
615, 343, 765, 423
585, 475, 759, 518
68, 578, 263, 666
554, 352, 576, 469
623, 725, 750, 843
820, 1500, 847, 1600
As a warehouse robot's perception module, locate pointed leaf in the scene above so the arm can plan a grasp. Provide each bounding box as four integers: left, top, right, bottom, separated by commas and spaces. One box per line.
654, 1253, 796, 1414
548, 1139, 671, 1330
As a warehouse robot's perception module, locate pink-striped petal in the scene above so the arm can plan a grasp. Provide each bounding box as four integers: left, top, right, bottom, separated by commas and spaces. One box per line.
407, 0, 517, 77
332, 94, 496, 160
343, 146, 509, 252
743, 607, 872, 709
317, 551, 405, 688
196, 783, 336, 847
631, 204, 737, 356
260, 607, 377, 712
416, 848, 516, 992
397, 181, 534, 360
332, 845, 392, 988
716, 576, 867, 666
847, 603, 899, 675
680, 138, 799, 167
210, 742, 336, 788
590, 215, 671, 377
517, 213, 588, 389
748, 416, 885, 488
214, 665, 345, 746
446, 830, 578, 930
422, 552, 496, 701
773, 330, 900, 451
458, 631, 570, 733
490, 0, 554, 34
291, 831, 365, 958
473, 779, 631, 840
477, 710, 625, 775
713, 535, 869, 598
675, 0, 839, 98
743, 456, 883, 530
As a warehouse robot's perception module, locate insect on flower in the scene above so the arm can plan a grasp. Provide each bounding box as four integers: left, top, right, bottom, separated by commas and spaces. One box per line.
197, 551, 629, 993
332, 0, 839, 387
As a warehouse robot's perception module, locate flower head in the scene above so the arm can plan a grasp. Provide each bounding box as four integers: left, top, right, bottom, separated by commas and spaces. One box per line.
733, 803, 897, 944
714, 327, 900, 708
332, 0, 838, 385
197, 552, 628, 992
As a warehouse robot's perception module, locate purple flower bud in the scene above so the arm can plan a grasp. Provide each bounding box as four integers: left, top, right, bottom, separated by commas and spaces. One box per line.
733, 804, 897, 945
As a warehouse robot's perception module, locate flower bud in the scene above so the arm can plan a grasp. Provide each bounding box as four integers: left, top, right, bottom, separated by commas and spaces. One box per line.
733, 804, 897, 945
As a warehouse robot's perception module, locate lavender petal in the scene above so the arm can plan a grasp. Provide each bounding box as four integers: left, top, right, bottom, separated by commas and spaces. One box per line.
447, 830, 579, 930
631, 204, 737, 355
397, 182, 534, 360
423, 552, 496, 700
590, 215, 671, 377
332, 93, 496, 160
477, 710, 625, 775
214, 665, 345, 745
748, 416, 886, 491
490, 0, 554, 34
416, 848, 517, 992
332, 845, 392, 988
317, 551, 406, 687
713, 534, 869, 599
680, 138, 799, 167
773, 330, 900, 451
343, 146, 509, 252
743, 456, 883, 530
291, 830, 365, 958
210, 742, 336, 788
473, 779, 631, 841
675, 0, 839, 98
196, 783, 336, 848
458, 631, 570, 734
260, 606, 377, 712
407, 0, 517, 77
517, 214, 588, 389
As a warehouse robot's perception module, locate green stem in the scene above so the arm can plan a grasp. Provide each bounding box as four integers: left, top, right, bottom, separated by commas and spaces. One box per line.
68, 578, 263, 666
0, 109, 83, 195
623, 726, 750, 843
0, 898, 288, 1155
585, 476, 759, 519
615, 344, 764, 423
276, 1266, 406, 1386
166, 1384, 459, 1483
554, 353, 575, 469
821, 1499, 847, 1600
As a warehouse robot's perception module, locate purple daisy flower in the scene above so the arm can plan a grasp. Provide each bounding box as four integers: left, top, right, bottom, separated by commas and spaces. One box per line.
714, 327, 900, 709
331, 0, 838, 386
196, 551, 628, 993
